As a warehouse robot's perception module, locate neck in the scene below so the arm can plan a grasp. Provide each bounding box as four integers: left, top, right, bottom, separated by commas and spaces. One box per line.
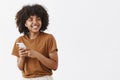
29, 32, 40, 39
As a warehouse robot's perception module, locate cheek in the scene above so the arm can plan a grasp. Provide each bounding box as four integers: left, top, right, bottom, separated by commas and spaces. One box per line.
38, 20, 42, 24
39, 22, 42, 25
25, 22, 32, 27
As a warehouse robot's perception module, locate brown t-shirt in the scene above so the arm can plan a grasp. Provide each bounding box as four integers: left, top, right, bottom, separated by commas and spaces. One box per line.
12, 32, 58, 78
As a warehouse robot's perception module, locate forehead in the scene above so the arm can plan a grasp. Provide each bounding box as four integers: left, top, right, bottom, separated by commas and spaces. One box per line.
28, 15, 40, 18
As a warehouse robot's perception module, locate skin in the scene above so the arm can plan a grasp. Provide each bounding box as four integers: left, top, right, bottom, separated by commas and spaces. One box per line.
17, 15, 58, 71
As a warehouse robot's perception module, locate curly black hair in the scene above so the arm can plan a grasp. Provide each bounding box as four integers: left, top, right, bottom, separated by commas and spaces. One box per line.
15, 4, 49, 34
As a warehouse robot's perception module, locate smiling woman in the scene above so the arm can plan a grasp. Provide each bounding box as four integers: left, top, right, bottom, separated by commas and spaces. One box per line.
25, 15, 42, 37
11, 4, 58, 80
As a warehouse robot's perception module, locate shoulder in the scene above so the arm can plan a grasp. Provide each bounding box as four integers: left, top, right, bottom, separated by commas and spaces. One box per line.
40, 32, 55, 39
15, 35, 27, 42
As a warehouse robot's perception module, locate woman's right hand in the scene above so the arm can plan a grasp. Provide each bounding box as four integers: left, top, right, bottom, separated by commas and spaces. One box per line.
18, 48, 28, 57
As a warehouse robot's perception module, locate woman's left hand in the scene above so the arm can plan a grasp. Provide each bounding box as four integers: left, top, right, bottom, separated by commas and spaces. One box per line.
26, 49, 39, 58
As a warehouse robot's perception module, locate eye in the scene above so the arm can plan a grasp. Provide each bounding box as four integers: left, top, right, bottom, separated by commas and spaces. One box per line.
37, 17, 41, 21
27, 18, 32, 21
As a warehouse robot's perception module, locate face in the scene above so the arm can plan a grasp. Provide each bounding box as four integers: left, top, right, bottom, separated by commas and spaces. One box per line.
25, 15, 42, 33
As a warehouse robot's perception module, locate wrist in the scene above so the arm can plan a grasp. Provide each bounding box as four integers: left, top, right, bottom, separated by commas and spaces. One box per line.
19, 56, 25, 59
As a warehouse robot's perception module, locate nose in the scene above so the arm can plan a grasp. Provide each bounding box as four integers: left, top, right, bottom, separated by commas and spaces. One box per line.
32, 19, 37, 24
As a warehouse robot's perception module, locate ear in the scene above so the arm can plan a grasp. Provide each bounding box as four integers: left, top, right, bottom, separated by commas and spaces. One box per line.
25, 24, 27, 27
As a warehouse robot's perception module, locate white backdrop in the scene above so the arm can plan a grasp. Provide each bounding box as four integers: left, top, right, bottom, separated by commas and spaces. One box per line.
0, 0, 120, 80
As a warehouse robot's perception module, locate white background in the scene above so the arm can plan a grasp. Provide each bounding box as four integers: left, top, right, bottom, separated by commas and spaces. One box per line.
0, 0, 120, 80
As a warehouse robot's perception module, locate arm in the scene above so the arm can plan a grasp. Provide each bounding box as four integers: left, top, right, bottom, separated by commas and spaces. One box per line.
37, 52, 58, 70
17, 48, 28, 71
27, 50, 58, 70
17, 56, 25, 71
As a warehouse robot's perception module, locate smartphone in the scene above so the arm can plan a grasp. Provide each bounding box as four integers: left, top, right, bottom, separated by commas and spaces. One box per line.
16, 42, 26, 49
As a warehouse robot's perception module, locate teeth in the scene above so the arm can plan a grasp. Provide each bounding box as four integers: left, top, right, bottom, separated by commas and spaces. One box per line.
32, 26, 37, 28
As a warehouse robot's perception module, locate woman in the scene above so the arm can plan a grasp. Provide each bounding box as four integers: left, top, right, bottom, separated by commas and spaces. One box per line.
12, 4, 58, 80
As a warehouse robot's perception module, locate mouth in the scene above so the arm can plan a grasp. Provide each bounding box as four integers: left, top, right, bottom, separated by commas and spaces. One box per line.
31, 25, 40, 31
31, 25, 38, 27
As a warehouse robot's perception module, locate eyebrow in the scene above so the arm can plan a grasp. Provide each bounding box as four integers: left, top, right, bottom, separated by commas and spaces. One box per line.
29, 16, 41, 18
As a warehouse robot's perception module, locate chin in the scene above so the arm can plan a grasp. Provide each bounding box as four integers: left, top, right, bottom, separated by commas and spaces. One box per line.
33, 30, 39, 32
33, 31, 39, 33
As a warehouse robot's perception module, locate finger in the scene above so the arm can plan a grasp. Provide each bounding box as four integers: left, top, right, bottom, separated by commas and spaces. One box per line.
19, 52, 28, 56
19, 49, 25, 52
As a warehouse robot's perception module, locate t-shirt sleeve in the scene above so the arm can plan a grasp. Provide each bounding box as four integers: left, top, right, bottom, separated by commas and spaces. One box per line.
12, 38, 20, 57
47, 34, 58, 53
